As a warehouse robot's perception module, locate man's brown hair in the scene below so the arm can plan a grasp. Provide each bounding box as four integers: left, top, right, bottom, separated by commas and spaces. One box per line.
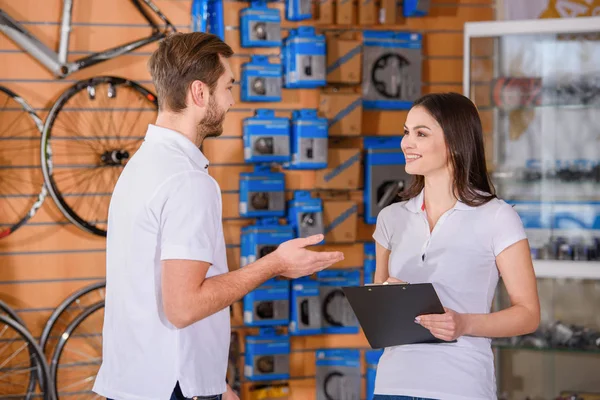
148, 32, 234, 112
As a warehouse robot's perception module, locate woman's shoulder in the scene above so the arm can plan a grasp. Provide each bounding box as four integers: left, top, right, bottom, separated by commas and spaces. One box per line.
379, 200, 413, 218
474, 195, 518, 219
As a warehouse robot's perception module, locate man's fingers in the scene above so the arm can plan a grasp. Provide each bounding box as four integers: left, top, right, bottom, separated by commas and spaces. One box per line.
314, 250, 344, 263
297, 234, 324, 247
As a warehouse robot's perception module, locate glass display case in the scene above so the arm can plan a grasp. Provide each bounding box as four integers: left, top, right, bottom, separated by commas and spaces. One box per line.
463, 16, 600, 400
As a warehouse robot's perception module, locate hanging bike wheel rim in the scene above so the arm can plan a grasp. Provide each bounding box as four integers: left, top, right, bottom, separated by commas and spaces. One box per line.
51, 301, 104, 399
0, 314, 55, 400
0, 85, 45, 239
41, 76, 158, 237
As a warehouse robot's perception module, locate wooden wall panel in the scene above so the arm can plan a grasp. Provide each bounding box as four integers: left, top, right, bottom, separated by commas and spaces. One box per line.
0, 0, 495, 398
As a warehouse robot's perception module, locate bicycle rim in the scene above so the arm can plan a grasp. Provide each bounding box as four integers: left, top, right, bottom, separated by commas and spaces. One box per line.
0, 314, 55, 400
41, 76, 157, 237
0, 85, 45, 239
51, 301, 104, 399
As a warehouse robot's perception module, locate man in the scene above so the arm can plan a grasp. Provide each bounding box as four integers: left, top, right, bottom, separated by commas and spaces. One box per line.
93, 32, 344, 400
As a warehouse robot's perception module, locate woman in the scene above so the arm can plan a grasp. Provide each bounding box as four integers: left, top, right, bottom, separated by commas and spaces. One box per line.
372, 92, 540, 400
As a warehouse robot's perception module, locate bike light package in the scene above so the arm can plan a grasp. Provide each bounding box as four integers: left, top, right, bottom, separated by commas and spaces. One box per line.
315, 349, 361, 400
364, 136, 412, 224
287, 190, 324, 239
365, 349, 384, 400
244, 278, 290, 326
239, 166, 286, 218
317, 269, 360, 334
364, 242, 376, 284
286, 0, 312, 21
283, 27, 326, 88
240, 217, 295, 267
245, 328, 290, 381
241, 56, 283, 102
285, 109, 328, 170
240, 1, 282, 47
403, 0, 431, 17
362, 31, 422, 110
243, 110, 291, 164
289, 277, 322, 335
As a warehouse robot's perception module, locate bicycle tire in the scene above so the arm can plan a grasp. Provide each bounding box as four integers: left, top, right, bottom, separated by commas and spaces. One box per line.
0, 298, 26, 325
40, 280, 106, 355
50, 301, 105, 400
0, 314, 55, 400
40, 76, 158, 237
0, 85, 46, 239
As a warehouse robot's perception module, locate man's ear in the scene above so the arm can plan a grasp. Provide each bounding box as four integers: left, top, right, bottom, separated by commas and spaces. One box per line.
189, 80, 208, 108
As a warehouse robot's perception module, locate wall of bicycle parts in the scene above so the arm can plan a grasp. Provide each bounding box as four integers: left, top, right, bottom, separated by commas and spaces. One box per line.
0, 0, 495, 399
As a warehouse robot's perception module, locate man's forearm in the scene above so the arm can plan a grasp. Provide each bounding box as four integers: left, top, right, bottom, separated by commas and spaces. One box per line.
184, 256, 283, 326
464, 304, 539, 338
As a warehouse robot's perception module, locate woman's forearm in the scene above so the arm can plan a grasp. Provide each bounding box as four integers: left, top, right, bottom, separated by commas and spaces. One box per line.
464, 304, 540, 338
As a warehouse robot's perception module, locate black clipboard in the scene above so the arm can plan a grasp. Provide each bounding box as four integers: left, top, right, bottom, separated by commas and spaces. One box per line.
342, 283, 452, 349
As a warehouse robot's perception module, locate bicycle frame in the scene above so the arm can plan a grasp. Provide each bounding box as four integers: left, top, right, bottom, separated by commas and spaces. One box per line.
0, 0, 176, 79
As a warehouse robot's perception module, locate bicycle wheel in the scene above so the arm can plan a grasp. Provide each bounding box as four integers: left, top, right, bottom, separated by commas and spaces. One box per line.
0, 298, 26, 326
0, 314, 55, 400
0, 85, 46, 239
50, 301, 104, 399
40, 281, 106, 358
41, 76, 158, 237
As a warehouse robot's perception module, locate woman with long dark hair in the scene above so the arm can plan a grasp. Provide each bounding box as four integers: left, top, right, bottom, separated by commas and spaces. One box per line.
372, 92, 540, 400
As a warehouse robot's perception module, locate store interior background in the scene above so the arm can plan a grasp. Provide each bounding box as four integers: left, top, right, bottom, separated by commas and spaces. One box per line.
0, 0, 599, 399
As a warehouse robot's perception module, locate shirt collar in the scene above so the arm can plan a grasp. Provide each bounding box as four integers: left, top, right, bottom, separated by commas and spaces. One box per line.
404, 188, 476, 213
144, 124, 210, 171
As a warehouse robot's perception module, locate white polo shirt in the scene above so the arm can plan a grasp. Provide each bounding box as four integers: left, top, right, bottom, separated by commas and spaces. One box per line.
93, 124, 230, 400
373, 189, 527, 400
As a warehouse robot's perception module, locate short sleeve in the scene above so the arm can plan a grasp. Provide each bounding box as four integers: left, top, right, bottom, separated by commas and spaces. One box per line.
372, 207, 392, 250
492, 203, 527, 257
156, 172, 221, 263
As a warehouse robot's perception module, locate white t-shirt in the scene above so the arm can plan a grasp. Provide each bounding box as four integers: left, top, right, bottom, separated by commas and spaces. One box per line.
372, 189, 527, 400
93, 124, 230, 400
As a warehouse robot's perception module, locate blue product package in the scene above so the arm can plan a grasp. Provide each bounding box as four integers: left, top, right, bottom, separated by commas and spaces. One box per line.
315, 349, 361, 400
362, 31, 422, 110
241, 55, 282, 102
240, 1, 282, 47
316, 269, 360, 334
366, 349, 384, 400
239, 166, 286, 218
286, 0, 312, 21
289, 277, 322, 335
363, 136, 410, 224
364, 242, 376, 284
403, 0, 431, 17
243, 278, 290, 326
243, 217, 295, 265
285, 109, 328, 170
243, 110, 291, 164
245, 328, 290, 381
282, 27, 326, 88
287, 190, 324, 239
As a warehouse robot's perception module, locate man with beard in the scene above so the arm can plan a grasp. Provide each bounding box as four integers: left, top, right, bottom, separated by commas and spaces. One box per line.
93, 32, 344, 400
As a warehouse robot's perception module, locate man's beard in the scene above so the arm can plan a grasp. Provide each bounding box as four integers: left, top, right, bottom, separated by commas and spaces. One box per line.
196, 96, 226, 145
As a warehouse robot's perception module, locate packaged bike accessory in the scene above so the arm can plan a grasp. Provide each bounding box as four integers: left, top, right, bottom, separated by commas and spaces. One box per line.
283, 27, 326, 88
249, 383, 290, 400
287, 190, 324, 239
243, 110, 291, 164
285, 109, 328, 170
192, 0, 225, 40
362, 31, 422, 110
240, 1, 282, 47
403, 0, 431, 17
315, 349, 360, 400
240, 217, 295, 267
241, 55, 283, 102
365, 349, 384, 400
245, 328, 290, 381
317, 269, 360, 334
244, 278, 290, 326
364, 242, 376, 284
364, 137, 412, 224
239, 166, 285, 218
286, 0, 312, 21
289, 277, 322, 335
